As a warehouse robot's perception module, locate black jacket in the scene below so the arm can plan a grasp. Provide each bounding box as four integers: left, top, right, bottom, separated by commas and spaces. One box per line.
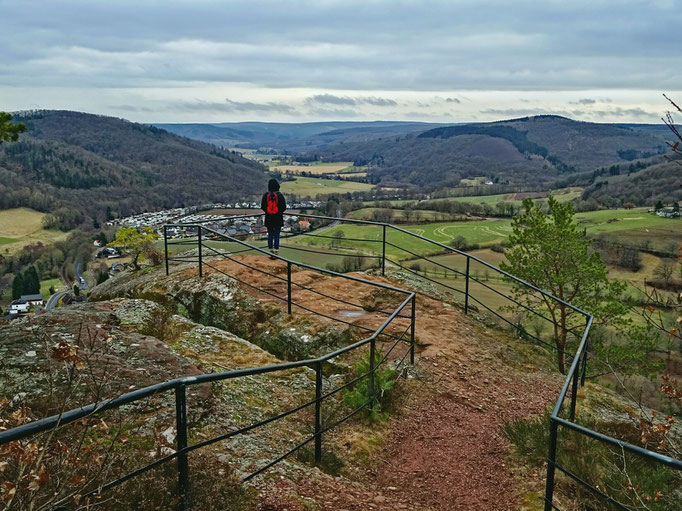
261, 191, 287, 228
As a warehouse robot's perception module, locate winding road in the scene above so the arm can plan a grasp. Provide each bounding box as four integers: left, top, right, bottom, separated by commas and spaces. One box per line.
45, 289, 70, 310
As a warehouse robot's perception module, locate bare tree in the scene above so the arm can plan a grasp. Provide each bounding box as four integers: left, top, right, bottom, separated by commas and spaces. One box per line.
662, 94, 682, 166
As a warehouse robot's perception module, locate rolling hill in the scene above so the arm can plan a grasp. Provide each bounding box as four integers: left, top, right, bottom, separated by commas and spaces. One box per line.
0, 111, 268, 228
581, 159, 682, 207
307, 115, 669, 190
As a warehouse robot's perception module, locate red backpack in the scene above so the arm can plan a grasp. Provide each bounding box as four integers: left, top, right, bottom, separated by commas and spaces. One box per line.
266, 192, 279, 214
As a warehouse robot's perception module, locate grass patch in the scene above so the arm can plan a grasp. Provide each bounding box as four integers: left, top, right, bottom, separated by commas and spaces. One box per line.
505, 409, 681, 510
0, 208, 70, 254
40, 278, 62, 300
280, 177, 374, 198
270, 161, 355, 175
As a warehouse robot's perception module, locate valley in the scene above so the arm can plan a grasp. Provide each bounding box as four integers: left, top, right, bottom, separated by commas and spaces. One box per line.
1, 110, 681, 511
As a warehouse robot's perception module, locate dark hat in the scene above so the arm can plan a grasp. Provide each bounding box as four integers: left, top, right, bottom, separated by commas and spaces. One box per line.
268, 179, 280, 192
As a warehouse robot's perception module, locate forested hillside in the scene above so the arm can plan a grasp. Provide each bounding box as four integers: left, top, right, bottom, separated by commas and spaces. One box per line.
0, 111, 268, 228
581, 159, 682, 207
308, 116, 668, 191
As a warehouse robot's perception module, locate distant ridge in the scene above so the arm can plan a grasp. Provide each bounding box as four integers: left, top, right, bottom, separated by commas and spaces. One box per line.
305, 115, 668, 190
154, 120, 444, 151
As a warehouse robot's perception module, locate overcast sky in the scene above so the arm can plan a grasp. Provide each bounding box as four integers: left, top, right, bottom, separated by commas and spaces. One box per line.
1, 0, 680, 123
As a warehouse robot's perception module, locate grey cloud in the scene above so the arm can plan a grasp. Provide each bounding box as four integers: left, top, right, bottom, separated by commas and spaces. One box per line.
1, 1, 680, 92
363, 97, 397, 106
591, 107, 656, 118
445, 97, 461, 103
174, 99, 296, 114
571, 98, 597, 105
306, 94, 397, 107
307, 94, 357, 106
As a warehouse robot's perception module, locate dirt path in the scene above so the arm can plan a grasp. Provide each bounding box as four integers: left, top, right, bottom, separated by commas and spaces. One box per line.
202, 256, 562, 510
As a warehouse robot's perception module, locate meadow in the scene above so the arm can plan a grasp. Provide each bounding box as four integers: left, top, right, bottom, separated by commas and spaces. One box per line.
280, 177, 374, 197
269, 161, 363, 175
161, 206, 678, 327
0, 208, 70, 254
346, 208, 457, 222
40, 278, 62, 300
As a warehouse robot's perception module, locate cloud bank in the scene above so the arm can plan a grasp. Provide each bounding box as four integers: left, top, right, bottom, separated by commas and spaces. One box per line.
0, 0, 680, 122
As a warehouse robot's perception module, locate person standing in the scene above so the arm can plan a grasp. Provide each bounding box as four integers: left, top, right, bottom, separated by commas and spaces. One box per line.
261, 179, 287, 259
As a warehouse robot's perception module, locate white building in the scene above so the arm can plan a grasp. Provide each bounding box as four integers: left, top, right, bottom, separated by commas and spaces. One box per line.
9, 300, 29, 314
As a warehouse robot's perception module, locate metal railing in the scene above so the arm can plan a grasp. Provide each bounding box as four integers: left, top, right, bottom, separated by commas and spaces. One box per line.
3, 210, 681, 510
0, 224, 416, 510
166, 211, 682, 510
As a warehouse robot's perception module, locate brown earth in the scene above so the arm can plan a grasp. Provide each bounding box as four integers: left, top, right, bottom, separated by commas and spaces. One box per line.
193, 255, 564, 510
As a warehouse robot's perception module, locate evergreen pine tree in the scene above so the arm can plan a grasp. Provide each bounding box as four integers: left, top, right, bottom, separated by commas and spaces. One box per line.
23, 266, 40, 294
12, 272, 23, 300
655, 200, 664, 211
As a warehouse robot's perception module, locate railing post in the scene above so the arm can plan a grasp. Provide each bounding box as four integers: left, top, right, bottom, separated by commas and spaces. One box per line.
175, 384, 190, 511
197, 226, 203, 278
368, 338, 376, 416
581, 319, 589, 387
381, 225, 386, 276
464, 257, 470, 314
314, 361, 323, 464
569, 367, 579, 421
544, 419, 559, 511
164, 225, 169, 276
287, 262, 292, 315
410, 295, 416, 365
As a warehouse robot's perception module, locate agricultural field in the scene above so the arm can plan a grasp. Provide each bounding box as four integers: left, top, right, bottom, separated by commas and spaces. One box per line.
280, 177, 374, 198
450, 187, 582, 207
574, 208, 681, 246
291, 208, 678, 261
0, 208, 70, 254
459, 177, 490, 186
270, 161, 358, 175
346, 208, 459, 222
289, 219, 512, 263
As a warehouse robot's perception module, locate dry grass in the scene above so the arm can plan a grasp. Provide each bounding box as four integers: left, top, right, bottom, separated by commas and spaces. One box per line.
0, 208, 69, 253
270, 162, 353, 175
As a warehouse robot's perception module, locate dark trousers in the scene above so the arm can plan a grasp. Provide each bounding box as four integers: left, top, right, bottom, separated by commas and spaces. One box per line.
267, 228, 280, 250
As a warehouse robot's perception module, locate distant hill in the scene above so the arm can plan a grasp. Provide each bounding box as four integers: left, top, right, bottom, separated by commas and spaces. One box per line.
582, 159, 682, 207
307, 116, 668, 190
0, 111, 268, 228
154, 121, 442, 151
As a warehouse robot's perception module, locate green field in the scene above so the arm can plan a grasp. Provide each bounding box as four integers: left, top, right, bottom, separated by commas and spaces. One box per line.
346, 208, 459, 222
270, 161, 355, 175
40, 278, 62, 301
575, 208, 680, 235
449, 188, 582, 207
280, 177, 374, 198
293, 219, 513, 260
0, 208, 70, 254
163, 208, 676, 329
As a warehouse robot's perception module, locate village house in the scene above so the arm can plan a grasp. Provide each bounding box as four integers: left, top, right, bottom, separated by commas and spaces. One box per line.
97, 247, 120, 259
9, 300, 29, 314
21, 294, 45, 307
656, 207, 680, 219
